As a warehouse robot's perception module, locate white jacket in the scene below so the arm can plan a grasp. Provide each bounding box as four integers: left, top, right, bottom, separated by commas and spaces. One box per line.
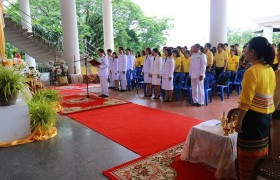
109, 56, 118, 74
142, 55, 153, 73
117, 54, 127, 72
98, 55, 109, 77
150, 55, 162, 75
127, 55, 135, 70
189, 52, 206, 79
162, 56, 174, 79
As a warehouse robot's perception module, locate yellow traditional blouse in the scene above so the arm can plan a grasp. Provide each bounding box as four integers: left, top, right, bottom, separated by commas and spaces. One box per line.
214, 51, 228, 68
173, 57, 182, 72
140, 56, 145, 66
227, 55, 239, 71
182, 57, 191, 73
239, 63, 276, 114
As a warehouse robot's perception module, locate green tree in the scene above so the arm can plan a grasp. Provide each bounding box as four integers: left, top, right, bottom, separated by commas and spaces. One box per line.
5, 0, 173, 55
227, 28, 255, 48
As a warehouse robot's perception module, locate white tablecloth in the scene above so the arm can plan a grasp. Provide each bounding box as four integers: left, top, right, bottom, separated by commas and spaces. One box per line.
180, 120, 237, 179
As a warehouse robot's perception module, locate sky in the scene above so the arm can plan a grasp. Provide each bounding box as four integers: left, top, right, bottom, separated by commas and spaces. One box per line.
131, 0, 280, 47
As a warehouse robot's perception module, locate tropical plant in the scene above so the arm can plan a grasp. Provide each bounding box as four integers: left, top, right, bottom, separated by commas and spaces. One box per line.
28, 99, 59, 131
0, 66, 31, 101
32, 88, 61, 103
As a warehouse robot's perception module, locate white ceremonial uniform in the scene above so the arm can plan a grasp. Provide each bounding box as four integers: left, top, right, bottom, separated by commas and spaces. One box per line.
108, 56, 115, 87
189, 52, 207, 105
142, 55, 153, 83
109, 57, 119, 81
161, 56, 175, 90
150, 55, 162, 85
98, 55, 109, 96
127, 55, 135, 70
118, 54, 127, 90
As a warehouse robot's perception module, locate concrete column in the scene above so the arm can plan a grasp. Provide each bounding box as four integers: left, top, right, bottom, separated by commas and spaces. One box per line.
102, 0, 114, 52
19, 0, 36, 69
60, 0, 81, 74
210, 0, 228, 47
263, 26, 273, 43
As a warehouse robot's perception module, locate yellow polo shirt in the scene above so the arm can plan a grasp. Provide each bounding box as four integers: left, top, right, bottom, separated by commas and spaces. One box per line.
273, 49, 278, 64
239, 63, 276, 114
214, 51, 228, 68
134, 57, 141, 67
140, 56, 145, 66
227, 55, 239, 71
205, 50, 213, 66
173, 57, 182, 72
182, 57, 190, 73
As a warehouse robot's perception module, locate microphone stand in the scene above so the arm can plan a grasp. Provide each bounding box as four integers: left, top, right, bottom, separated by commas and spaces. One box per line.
74, 57, 90, 98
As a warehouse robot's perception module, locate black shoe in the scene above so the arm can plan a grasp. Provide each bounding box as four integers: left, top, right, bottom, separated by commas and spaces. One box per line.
196, 104, 204, 107
120, 89, 126, 92
192, 103, 198, 106
108, 87, 115, 89
100, 94, 108, 98
153, 96, 160, 99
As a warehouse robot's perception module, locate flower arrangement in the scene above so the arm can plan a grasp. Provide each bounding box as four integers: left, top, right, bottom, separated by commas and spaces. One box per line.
1, 59, 28, 70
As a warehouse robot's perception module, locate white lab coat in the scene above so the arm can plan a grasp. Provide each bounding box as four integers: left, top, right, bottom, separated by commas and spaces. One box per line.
98, 55, 109, 96
142, 55, 153, 83
189, 52, 207, 104
118, 54, 127, 90
150, 55, 162, 85
161, 56, 175, 90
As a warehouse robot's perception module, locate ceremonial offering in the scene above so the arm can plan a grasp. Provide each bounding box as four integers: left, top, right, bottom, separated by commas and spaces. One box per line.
223, 120, 230, 136
221, 112, 226, 127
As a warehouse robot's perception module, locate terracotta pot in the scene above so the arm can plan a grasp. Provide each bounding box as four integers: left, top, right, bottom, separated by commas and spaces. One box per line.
0, 91, 19, 106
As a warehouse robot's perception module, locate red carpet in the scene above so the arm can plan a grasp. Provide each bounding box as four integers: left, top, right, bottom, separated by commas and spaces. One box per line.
61, 92, 129, 114
68, 103, 201, 156
104, 143, 217, 180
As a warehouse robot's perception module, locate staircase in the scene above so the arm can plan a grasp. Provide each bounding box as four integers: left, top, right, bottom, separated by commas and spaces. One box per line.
4, 16, 63, 64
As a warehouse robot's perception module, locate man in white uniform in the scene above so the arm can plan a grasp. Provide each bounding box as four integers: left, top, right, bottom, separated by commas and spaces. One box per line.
107, 49, 115, 89
126, 48, 135, 84
97, 49, 109, 98
189, 44, 206, 107
118, 47, 127, 92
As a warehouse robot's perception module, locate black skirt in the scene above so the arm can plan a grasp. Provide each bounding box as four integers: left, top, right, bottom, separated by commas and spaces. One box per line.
272, 110, 280, 120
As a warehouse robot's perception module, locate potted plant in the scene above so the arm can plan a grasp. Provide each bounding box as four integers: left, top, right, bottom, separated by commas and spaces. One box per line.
32, 88, 62, 112
0, 66, 31, 106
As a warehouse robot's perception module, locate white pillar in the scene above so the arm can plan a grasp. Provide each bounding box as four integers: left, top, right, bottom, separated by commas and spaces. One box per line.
60, 0, 81, 74
210, 0, 228, 47
19, 0, 36, 69
263, 26, 273, 43
102, 0, 114, 52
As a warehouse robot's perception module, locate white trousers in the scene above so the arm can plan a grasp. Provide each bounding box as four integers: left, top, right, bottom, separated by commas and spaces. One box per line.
109, 73, 115, 87
191, 78, 204, 105
120, 72, 127, 90
99, 76, 109, 96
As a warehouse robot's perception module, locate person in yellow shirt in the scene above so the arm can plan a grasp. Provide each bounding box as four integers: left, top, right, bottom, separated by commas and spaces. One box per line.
172, 49, 182, 75
223, 43, 230, 56
204, 43, 213, 72
140, 50, 145, 68
234, 43, 242, 57
182, 50, 191, 76
214, 43, 228, 79
272, 43, 279, 71
227, 49, 239, 72
235, 37, 276, 180
134, 52, 141, 68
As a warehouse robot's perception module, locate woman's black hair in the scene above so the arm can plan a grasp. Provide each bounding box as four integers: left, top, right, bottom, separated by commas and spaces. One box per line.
142, 50, 146, 56
153, 48, 161, 56
248, 36, 275, 65
205, 43, 211, 49
112, 52, 118, 58
172, 49, 180, 57
98, 49, 106, 56
146, 48, 152, 55
135, 52, 141, 58
107, 49, 112, 53
165, 48, 172, 57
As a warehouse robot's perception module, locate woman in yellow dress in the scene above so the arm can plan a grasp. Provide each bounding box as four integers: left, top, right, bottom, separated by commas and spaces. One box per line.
235, 37, 276, 180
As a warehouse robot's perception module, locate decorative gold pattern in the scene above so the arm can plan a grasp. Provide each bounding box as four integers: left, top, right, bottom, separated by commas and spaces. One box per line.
108, 143, 183, 180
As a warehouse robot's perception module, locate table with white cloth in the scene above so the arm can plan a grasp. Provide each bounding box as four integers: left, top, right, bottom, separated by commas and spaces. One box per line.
180, 120, 238, 179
